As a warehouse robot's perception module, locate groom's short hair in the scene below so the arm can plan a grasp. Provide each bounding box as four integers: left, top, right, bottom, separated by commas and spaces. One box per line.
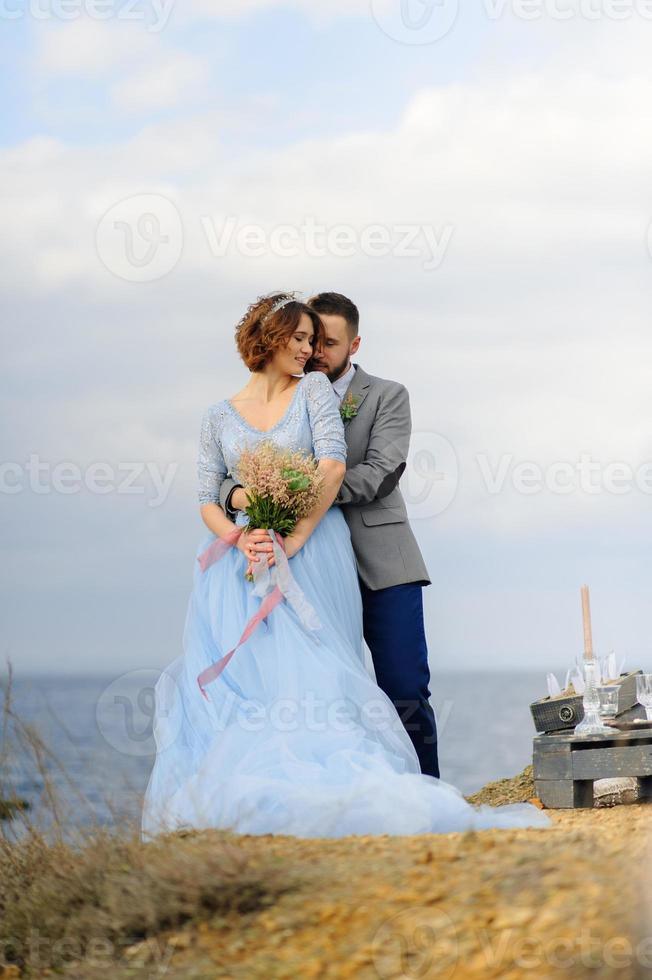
308, 292, 359, 338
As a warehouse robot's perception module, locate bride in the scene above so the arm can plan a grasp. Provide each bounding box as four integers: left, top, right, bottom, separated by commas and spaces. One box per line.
141, 293, 549, 840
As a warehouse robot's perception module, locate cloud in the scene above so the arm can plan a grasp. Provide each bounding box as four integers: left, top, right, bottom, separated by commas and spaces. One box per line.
35, 17, 155, 76
179, 0, 369, 22
35, 16, 213, 114
5, 16, 652, 670
4, 56, 652, 508
110, 52, 212, 112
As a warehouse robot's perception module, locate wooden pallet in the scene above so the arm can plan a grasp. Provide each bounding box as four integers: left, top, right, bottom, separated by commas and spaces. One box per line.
533, 726, 652, 808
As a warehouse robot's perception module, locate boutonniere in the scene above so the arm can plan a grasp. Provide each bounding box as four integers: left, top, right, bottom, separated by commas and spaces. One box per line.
339, 393, 360, 421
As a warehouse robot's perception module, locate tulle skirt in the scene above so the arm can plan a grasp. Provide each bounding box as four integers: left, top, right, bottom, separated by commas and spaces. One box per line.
141, 508, 549, 839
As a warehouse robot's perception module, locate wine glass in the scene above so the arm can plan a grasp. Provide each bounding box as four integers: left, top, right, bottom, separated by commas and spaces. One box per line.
597, 685, 619, 722
636, 674, 652, 721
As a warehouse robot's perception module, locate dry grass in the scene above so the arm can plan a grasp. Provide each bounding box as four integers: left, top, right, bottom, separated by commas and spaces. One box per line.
0, 798, 28, 821
83, 805, 651, 980
0, 826, 296, 975
0, 663, 299, 976
0, 661, 97, 840
3, 661, 650, 979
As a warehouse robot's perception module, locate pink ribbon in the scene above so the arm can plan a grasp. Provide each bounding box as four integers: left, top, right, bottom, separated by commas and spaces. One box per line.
197, 525, 244, 572
196, 527, 286, 701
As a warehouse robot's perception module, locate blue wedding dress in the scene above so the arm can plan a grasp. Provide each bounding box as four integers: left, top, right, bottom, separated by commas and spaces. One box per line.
141, 371, 549, 840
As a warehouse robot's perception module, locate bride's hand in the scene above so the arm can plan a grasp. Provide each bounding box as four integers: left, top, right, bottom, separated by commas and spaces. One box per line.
239, 529, 304, 574
280, 533, 304, 560
236, 528, 274, 566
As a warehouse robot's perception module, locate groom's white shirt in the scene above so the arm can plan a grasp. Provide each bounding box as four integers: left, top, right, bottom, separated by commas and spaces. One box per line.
330, 361, 356, 402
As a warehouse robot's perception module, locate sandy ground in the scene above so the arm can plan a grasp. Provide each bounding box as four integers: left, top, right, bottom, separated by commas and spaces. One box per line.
108, 785, 652, 980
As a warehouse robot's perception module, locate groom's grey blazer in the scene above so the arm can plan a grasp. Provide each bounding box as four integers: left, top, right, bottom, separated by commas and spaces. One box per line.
219, 363, 431, 591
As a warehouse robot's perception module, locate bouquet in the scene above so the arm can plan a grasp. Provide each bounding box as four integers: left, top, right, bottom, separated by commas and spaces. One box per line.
237, 441, 324, 580
195, 440, 324, 698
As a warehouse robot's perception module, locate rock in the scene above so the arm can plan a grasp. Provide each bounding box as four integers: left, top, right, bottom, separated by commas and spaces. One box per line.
123, 941, 153, 963
593, 778, 639, 807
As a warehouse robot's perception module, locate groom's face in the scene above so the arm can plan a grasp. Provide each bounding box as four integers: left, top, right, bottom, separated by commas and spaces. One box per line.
311, 313, 361, 383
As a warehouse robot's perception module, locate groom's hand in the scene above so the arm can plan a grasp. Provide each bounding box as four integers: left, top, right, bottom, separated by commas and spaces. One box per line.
231, 487, 252, 511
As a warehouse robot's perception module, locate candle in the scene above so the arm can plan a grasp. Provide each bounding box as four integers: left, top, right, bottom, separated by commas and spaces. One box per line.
581, 584, 593, 662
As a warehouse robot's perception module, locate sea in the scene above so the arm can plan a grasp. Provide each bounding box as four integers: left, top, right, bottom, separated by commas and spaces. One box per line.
2, 670, 548, 840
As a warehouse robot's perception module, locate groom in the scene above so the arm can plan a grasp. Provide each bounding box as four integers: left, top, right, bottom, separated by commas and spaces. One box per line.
220, 292, 439, 779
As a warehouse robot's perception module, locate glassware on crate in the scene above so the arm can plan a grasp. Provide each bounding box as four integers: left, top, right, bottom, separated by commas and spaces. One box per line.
595, 655, 610, 685
574, 658, 611, 736
576, 650, 619, 686
635, 673, 652, 721
597, 685, 619, 722
597, 651, 623, 685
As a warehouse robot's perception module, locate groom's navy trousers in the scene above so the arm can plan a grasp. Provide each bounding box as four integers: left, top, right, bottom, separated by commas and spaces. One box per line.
358, 579, 439, 779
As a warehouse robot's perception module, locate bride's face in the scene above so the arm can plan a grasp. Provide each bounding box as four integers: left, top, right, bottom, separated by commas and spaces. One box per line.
270, 313, 315, 375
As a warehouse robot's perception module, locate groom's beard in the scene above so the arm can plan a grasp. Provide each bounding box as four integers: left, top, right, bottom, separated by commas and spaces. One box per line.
311, 352, 351, 384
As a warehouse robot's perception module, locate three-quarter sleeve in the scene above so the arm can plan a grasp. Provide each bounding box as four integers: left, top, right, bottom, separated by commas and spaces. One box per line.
304, 372, 347, 463
197, 405, 227, 505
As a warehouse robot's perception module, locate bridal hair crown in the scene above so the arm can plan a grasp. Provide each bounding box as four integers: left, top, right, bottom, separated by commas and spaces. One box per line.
261, 292, 301, 324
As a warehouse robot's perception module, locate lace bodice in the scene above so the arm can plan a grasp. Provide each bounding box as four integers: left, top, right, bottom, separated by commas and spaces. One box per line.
197, 372, 347, 519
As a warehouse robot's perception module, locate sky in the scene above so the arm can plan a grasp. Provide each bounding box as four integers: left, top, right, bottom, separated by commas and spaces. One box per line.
2, 0, 652, 681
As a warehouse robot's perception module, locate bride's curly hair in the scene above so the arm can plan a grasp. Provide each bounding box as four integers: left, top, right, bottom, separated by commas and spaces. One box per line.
235, 292, 325, 372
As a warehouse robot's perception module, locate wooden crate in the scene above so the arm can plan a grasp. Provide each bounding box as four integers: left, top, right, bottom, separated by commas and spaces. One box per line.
530, 670, 641, 733
533, 725, 652, 808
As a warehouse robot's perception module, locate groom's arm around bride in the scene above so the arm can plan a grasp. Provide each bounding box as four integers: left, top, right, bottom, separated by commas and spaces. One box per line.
219, 291, 440, 779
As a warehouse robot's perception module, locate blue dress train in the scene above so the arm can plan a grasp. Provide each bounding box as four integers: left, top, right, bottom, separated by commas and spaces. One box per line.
141, 372, 549, 839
